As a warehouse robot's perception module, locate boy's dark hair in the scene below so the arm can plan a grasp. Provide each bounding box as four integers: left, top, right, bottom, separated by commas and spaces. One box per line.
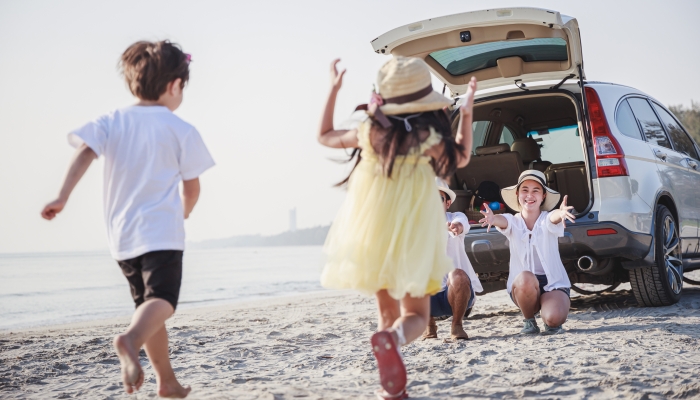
120, 40, 190, 101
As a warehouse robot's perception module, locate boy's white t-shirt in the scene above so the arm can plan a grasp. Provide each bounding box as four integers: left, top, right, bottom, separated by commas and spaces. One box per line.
68, 105, 215, 261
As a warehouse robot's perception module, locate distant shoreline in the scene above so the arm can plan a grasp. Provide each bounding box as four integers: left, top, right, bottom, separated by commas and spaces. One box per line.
0, 226, 331, 256
187, 225, 330, 249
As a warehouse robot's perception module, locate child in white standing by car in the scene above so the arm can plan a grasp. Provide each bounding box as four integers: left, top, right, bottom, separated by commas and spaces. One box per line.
479, 170, 574, 335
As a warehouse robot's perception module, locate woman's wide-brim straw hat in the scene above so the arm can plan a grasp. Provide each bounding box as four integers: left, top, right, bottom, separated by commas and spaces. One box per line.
501, 170, 561, 212
377, 56, 453, 115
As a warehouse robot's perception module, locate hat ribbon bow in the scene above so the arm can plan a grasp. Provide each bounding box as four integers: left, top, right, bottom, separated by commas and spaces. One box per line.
355, 85, 434, 129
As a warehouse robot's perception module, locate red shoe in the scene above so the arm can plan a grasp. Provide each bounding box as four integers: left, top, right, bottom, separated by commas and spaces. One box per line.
371, 331, 407, 398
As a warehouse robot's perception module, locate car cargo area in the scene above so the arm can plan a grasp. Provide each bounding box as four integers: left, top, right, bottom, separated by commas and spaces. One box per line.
448, 92, 591, 224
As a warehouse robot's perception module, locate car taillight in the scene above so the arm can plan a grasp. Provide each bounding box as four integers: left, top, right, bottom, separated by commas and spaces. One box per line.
587, 228, 618, 236
585, 87, 629, 177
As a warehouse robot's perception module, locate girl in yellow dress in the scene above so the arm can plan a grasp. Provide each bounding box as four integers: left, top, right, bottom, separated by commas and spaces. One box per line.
318, 56, 477, 399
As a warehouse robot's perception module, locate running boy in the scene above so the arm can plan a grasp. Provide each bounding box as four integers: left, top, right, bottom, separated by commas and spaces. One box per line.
479, 170, 574, 335
423, 178, 483, 340
40, 41, 214, 397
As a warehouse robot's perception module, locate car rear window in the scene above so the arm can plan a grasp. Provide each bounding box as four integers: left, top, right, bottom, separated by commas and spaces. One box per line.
526, 125, 583, 164
615, 99, 643, 140
429, 38, 568, 76
652, 102, 699, 159
627, 97, 672, 150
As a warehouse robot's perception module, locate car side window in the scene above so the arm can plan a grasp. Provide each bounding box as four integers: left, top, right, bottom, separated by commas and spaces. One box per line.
615, 99, 643, 140
652, 102, 699, 160
627, 97, 672, 150
471, 121, 490, 154
499, 126, 515, 146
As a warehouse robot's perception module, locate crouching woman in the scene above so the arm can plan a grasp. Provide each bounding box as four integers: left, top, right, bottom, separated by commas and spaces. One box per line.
479, 170, 575, 335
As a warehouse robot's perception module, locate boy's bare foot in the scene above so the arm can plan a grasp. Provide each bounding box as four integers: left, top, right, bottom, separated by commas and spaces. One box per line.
158, 380, 191, 398
421, 317, 438, 340
113, 334, 143, 394
450, 325, 469, 340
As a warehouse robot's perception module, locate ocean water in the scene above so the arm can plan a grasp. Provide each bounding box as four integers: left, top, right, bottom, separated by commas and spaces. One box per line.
0, 246, 325, 331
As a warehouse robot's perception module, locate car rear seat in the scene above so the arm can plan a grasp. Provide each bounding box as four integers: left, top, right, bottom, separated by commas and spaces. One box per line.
454, 143, 524, 196
511, 137, 552, 172
544, 161, 588, 213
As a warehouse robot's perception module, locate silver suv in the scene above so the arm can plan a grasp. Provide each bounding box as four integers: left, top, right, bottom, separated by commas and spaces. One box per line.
371, 7, 699, 306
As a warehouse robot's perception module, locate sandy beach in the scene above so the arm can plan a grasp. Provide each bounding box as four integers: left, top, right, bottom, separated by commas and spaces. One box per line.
2, 279, 700, 399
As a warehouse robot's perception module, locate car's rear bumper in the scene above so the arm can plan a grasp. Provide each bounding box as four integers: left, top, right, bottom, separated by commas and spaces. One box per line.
465, 220, 653, 274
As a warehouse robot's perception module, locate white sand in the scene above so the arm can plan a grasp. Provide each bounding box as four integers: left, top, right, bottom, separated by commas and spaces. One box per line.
2, 280, 700, 399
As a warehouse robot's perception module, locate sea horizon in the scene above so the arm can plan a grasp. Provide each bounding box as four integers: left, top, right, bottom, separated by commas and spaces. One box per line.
0, 246, 326, 331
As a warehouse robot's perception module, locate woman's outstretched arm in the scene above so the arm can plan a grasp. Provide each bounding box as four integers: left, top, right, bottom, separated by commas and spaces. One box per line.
318, 59, 359, 149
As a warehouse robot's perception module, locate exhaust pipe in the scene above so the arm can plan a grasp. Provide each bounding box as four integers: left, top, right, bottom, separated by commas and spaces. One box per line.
577, 256, 597, 272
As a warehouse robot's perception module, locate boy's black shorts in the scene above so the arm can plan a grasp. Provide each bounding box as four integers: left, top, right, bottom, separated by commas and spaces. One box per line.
117, 250, 183, 310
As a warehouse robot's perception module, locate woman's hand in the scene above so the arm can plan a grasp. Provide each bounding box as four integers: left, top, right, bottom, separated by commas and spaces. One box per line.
330, 59, 346, 91
552, 195, 576, 226
479, 206, 495, 233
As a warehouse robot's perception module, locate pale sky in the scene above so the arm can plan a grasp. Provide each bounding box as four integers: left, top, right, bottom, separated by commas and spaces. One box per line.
1, 0, 699, 254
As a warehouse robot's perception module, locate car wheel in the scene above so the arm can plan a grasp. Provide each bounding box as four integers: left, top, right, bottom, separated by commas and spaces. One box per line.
630, 204, 683, 306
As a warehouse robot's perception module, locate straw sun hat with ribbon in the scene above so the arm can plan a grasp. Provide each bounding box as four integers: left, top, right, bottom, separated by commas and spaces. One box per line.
355, 56, 453, 129
501, 170, 561, 212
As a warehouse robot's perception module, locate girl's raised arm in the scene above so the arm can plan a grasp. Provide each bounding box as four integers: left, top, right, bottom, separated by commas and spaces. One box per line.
318, 59, 359, 149
455, 77, 477, 168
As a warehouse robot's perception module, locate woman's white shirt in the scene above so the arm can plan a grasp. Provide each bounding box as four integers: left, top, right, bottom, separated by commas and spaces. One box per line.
530, 239, 547, 275
496, 211, 570, 293
444, 212, 483, 293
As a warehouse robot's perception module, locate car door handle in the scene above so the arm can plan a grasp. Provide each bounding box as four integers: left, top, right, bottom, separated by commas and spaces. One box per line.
654, 149, 668, 161
688, 160, 698, 170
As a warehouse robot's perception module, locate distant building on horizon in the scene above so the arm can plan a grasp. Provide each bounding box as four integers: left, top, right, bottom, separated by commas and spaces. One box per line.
289, 207, 297, 232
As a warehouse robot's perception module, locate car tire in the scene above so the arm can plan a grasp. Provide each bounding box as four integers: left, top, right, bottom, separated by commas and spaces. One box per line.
630, 204, 683, 306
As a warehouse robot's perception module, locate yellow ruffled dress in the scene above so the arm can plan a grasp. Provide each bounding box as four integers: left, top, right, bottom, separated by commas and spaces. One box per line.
321, 120, 454, 300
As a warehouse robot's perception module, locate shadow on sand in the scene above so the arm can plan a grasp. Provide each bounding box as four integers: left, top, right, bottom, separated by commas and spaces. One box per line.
467, 285, 700, 321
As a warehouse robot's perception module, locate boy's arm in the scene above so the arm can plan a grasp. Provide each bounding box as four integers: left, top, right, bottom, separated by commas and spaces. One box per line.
182, 178, 200, 219
41, 144, 97, 220
318, 59, 359, 149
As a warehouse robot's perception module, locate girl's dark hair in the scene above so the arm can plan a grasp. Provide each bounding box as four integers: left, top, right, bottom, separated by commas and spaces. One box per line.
336, 110, 464, 186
